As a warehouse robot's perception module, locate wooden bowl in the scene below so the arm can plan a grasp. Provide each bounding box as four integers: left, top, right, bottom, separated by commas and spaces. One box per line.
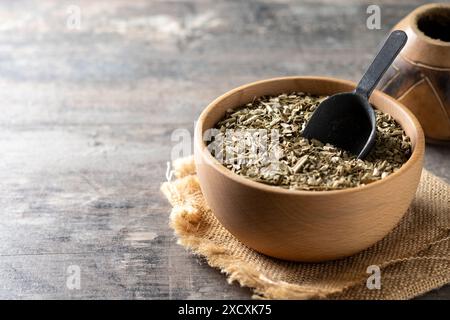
194, 76, 425, 262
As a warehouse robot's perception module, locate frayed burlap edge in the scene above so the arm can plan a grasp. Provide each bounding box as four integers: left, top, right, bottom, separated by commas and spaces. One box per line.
161, 156, 450, 300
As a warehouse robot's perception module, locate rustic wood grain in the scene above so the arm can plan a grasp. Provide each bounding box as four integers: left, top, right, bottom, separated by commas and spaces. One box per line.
0, 0, 447, 299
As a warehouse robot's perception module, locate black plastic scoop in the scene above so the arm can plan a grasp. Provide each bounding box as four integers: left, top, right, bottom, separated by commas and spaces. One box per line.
302, 30, 408, 159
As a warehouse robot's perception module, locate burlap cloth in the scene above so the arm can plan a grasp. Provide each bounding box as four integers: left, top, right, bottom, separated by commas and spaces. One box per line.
161, 156, 450, 299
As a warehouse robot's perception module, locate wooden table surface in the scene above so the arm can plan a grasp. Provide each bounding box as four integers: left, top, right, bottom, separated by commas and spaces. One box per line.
0, 0, 448, 299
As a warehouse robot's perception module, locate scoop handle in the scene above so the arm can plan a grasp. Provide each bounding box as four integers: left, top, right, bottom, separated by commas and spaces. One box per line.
355, 30, 407, 99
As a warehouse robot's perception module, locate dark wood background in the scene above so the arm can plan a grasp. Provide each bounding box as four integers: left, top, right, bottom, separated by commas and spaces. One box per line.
0, 0, 448, 299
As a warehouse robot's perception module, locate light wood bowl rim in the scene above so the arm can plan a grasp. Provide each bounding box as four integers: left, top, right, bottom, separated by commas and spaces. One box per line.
195, 76, 425, 196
